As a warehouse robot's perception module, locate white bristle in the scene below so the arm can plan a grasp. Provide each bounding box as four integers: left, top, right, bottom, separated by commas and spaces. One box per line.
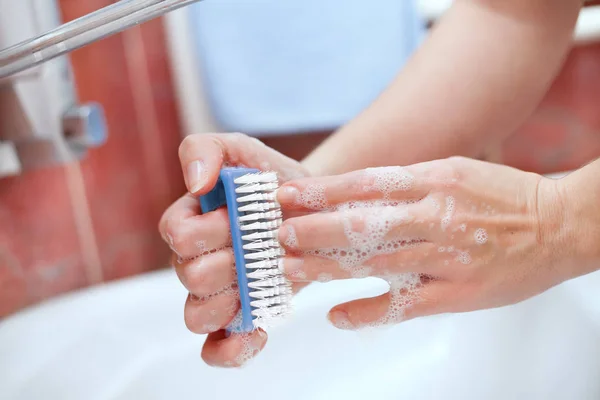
251, 305, 289, 319
244, 248, 283, 260
242, 231, 278, 241
239, 220, 281, 232
236, 192, 277, 203
243, 239, 279, 251
234, 172, 278, 185
248, 276, 287, 289
238, 201, 278, 213
250, 295, 292, 308
235, 182, 279, 194
248, 285, 291, 299
245, 259, 281, 270
238, 210, 282, 223
247, 268, 281, 280
234, 171, 291, 329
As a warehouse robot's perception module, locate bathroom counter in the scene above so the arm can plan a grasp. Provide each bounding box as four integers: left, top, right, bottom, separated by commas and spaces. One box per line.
1, 268, 600, 399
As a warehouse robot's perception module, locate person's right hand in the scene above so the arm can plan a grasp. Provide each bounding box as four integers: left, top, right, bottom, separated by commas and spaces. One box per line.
159, 133, 309, 368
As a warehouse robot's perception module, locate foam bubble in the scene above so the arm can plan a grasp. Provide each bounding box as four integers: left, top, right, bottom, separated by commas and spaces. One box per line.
234, 333, 262, 367
456, 251, 472, 265
364, 166, 414, 199
351, 266, 373, 279
196, 240, 207, 252
441, 196, 455, 231
284, 225, 298, 248
370, 273, 422, 326
459, 223, 467, 232
289, 269, 307, 280
203, 324, 219, 333
474, 228, 488, 245
303, 198, 426, 329
317, 273, 333, 283
297, 184, 328, 210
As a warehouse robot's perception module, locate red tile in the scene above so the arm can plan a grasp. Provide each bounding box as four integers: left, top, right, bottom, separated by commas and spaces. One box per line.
501, 43, 600, 173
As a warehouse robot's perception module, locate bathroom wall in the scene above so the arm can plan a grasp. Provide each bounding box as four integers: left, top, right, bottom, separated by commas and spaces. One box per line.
0, 1, 184, 317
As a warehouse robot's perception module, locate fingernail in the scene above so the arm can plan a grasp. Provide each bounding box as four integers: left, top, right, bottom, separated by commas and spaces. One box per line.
278, 224, 298, 249
256, 329, 268, 341
328, 310, 353, 330
186, 160, 206, 193
276, 186, 300, 204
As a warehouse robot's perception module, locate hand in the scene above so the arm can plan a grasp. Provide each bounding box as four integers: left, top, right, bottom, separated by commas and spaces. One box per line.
159, 133, 309, 367
276, 157, 570, 330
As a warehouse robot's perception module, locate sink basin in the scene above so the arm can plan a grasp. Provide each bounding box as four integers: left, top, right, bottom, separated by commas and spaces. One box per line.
2, 268, 600, 400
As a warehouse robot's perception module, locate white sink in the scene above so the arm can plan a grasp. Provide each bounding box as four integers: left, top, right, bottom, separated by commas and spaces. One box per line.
2, 268, 600, 400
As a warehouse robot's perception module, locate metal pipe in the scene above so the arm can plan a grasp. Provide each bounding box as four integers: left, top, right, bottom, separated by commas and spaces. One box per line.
0, 0, 202, 79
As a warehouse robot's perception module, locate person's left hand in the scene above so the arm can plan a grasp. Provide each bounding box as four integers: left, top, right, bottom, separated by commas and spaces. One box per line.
275, 157, 573, 330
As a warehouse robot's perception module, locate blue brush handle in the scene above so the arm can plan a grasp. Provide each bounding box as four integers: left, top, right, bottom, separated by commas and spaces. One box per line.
199, 167, 259, 333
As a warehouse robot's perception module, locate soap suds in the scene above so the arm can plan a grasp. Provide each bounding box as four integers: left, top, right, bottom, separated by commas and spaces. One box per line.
455, 251, 472, 265
296, 184, 328, 210
283, 225, 298, 248
305, 199, 426, 329
441, 196, 455, 231
364, 167, 414, 199
202, 324, 219, 333
474, 228, 488, 245
234, 333, 263, 367
317, 273, 333, 283
196, 240, 207, 252
289, 269, 307, 280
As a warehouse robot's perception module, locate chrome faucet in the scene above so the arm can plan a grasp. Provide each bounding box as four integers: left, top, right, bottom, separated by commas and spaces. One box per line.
0, 0, 202, 177
0, 0, 202, 79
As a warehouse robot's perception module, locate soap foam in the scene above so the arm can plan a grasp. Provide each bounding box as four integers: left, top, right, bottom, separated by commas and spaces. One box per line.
317, 273, 333, 283
373, 273, 422, 326
234, 332, 263, 367
296, 184, 328, 210
196, 240, 207, 252
441, 196, 455, 231
305, 199, 426, 329
474, 228, 488, 245
455, 251, 472, 265
202, 324, 220, 333
364, 166, 414, 199
283, 225, 298, 249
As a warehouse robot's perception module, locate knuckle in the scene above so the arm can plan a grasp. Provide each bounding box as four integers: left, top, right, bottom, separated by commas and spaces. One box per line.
429, 159, 461, 189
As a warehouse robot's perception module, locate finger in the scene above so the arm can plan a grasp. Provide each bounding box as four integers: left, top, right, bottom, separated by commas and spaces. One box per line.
201, 329, 268, 368
365, 242, 447, 277
184, 290, 239, 334
327, 278, 450, 330
281, 241, 439, 283
174, 250, 236, 297
279, 204, 431, 252
179, 133, 308, 195
162, 206, 231, 260
277, 161, 456, 211
281, 255, 354, 282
